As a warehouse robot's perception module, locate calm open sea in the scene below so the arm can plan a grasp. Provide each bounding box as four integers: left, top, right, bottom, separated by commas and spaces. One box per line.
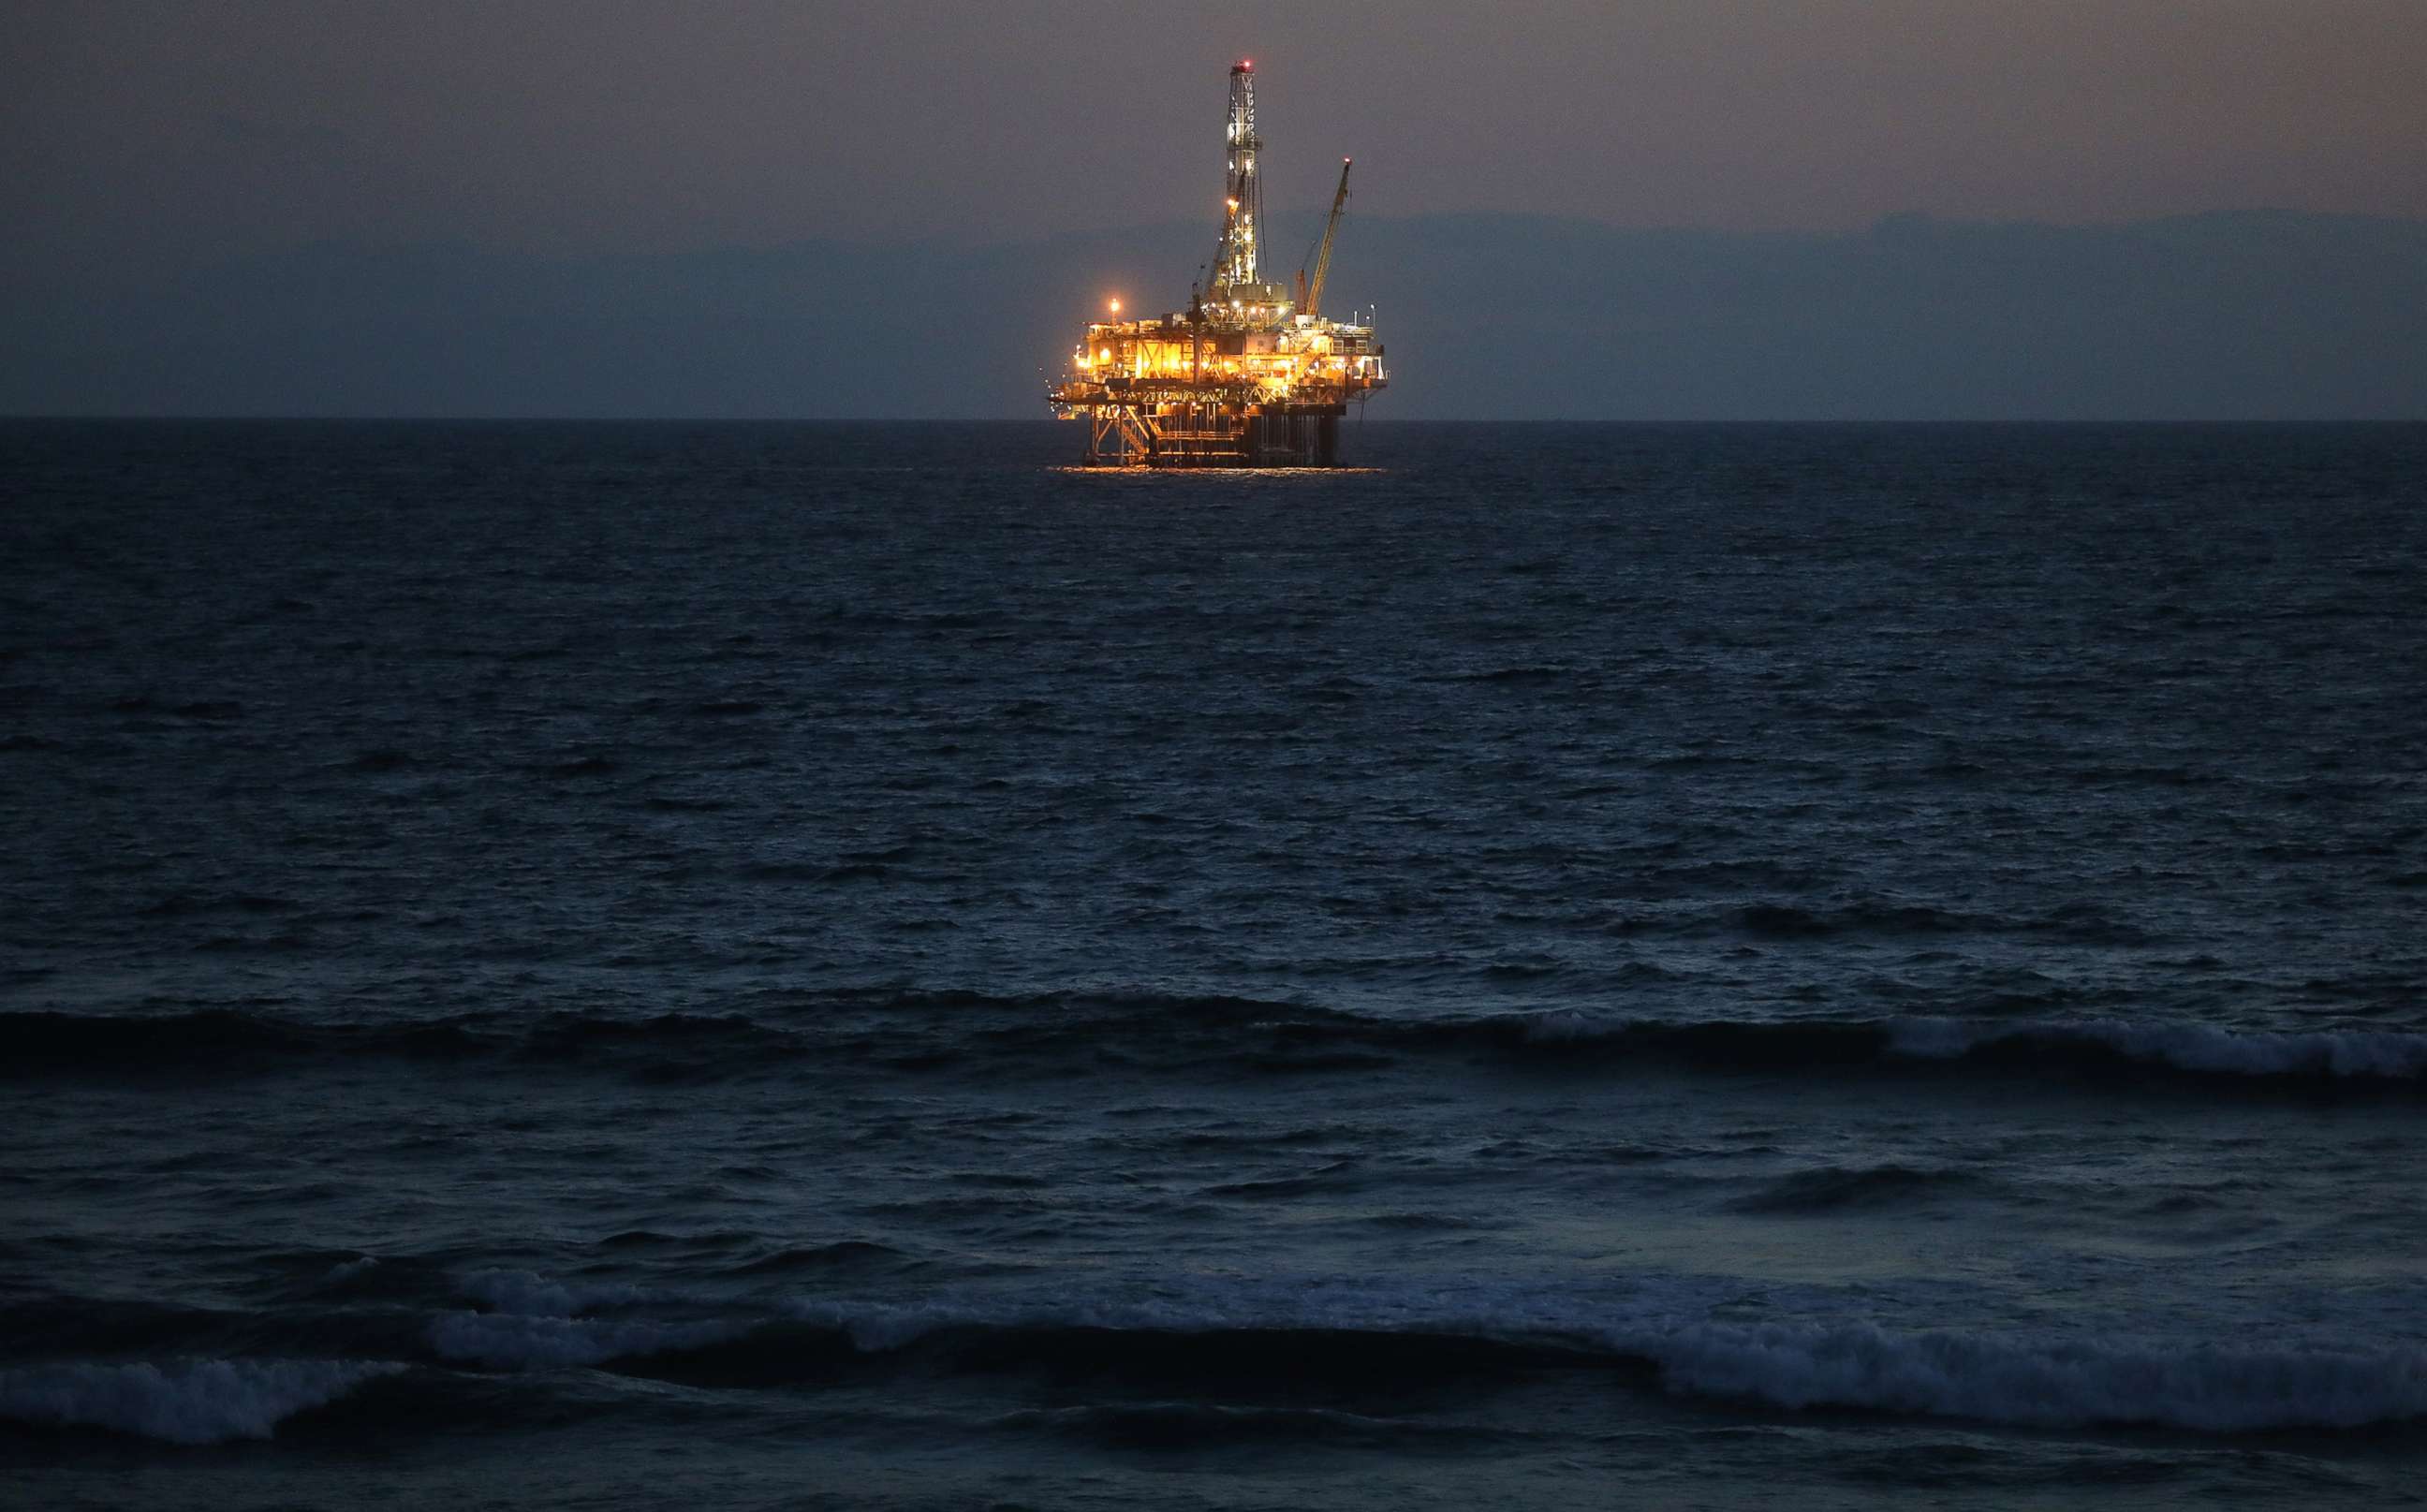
5, 419, 2425, 1509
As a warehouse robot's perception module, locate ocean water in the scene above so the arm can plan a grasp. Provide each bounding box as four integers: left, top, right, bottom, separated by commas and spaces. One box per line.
4, 418, 2425, 1509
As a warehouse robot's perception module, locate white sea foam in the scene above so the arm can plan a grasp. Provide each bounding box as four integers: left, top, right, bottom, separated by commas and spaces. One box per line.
1514, 1008, 1601, 1043
427, 1311, 738, 1369
439, 1266, 704, 1367
0, 1358, 402, 1445
1887, 1016, 2427, 1079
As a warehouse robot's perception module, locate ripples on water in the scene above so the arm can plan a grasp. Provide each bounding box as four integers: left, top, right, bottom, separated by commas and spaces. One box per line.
4, 420, 2425, 1508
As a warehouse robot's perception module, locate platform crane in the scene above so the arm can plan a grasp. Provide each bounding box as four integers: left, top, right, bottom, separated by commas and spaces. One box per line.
1298, 158, 1353, 318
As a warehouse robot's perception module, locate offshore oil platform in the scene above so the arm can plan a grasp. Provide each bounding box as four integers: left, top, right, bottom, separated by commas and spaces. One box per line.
1048, 60, 1388, 467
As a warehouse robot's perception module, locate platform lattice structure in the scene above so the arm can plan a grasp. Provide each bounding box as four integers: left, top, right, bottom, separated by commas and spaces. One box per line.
1047, 61, 1388, 467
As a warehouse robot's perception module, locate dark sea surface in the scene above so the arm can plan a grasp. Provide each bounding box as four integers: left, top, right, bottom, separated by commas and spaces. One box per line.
4, 418, 2426, 1509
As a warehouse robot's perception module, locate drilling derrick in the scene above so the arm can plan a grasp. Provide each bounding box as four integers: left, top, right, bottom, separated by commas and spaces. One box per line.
1211, 64, 1275, 302
1048, 59, 1389, 467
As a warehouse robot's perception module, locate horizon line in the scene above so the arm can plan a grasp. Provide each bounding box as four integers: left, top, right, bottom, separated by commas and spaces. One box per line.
9, 416, 2424, 427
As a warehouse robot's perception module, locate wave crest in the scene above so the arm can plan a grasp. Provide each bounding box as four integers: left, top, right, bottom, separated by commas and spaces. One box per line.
8, 997, 2421, 1093
1882, 1015, 2427, 1079
427, 1312, 740, 1370
365, 1260, 2427, 1434
770, 1292, 2427, 1431
1635, 1321, 2427, 1431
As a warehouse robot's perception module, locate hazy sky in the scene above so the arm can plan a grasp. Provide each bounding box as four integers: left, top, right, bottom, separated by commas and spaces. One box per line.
7, 0, 2425, 275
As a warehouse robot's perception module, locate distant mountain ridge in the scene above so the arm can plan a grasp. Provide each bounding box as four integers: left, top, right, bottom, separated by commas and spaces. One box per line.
5, 210, 2422, 419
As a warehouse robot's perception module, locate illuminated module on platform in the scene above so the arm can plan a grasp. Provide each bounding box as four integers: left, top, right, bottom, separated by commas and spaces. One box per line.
1048, 60, 1390, 467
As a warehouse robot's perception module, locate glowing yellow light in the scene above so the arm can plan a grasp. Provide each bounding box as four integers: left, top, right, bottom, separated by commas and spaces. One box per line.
1108, 298, 1121, 314
1099, 347, 1111, 361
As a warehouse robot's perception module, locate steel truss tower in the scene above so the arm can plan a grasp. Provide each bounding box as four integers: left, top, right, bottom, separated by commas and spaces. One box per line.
1212, 62, 1266, 296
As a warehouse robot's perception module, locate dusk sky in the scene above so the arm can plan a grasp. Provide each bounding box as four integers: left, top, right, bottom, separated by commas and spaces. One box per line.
10, 0, 2426, 278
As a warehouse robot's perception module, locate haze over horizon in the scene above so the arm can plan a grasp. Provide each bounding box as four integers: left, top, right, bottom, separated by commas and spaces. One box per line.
7, 0, 2425, 418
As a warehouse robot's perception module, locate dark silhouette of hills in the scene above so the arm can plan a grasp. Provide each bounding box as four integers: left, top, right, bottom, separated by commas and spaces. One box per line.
6, 210, 2421, 418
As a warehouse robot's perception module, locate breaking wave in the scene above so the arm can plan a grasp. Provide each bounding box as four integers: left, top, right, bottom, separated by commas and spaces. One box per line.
428, 1265, 742, 1369
1635, 1321, 2427, 1431
456, 1267, 663, 1317
406, 1269, 2427, 1433
1881, 1015, 2427, 1079
803, 1301, 2427, 1431
0, 1358, 402, 1445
